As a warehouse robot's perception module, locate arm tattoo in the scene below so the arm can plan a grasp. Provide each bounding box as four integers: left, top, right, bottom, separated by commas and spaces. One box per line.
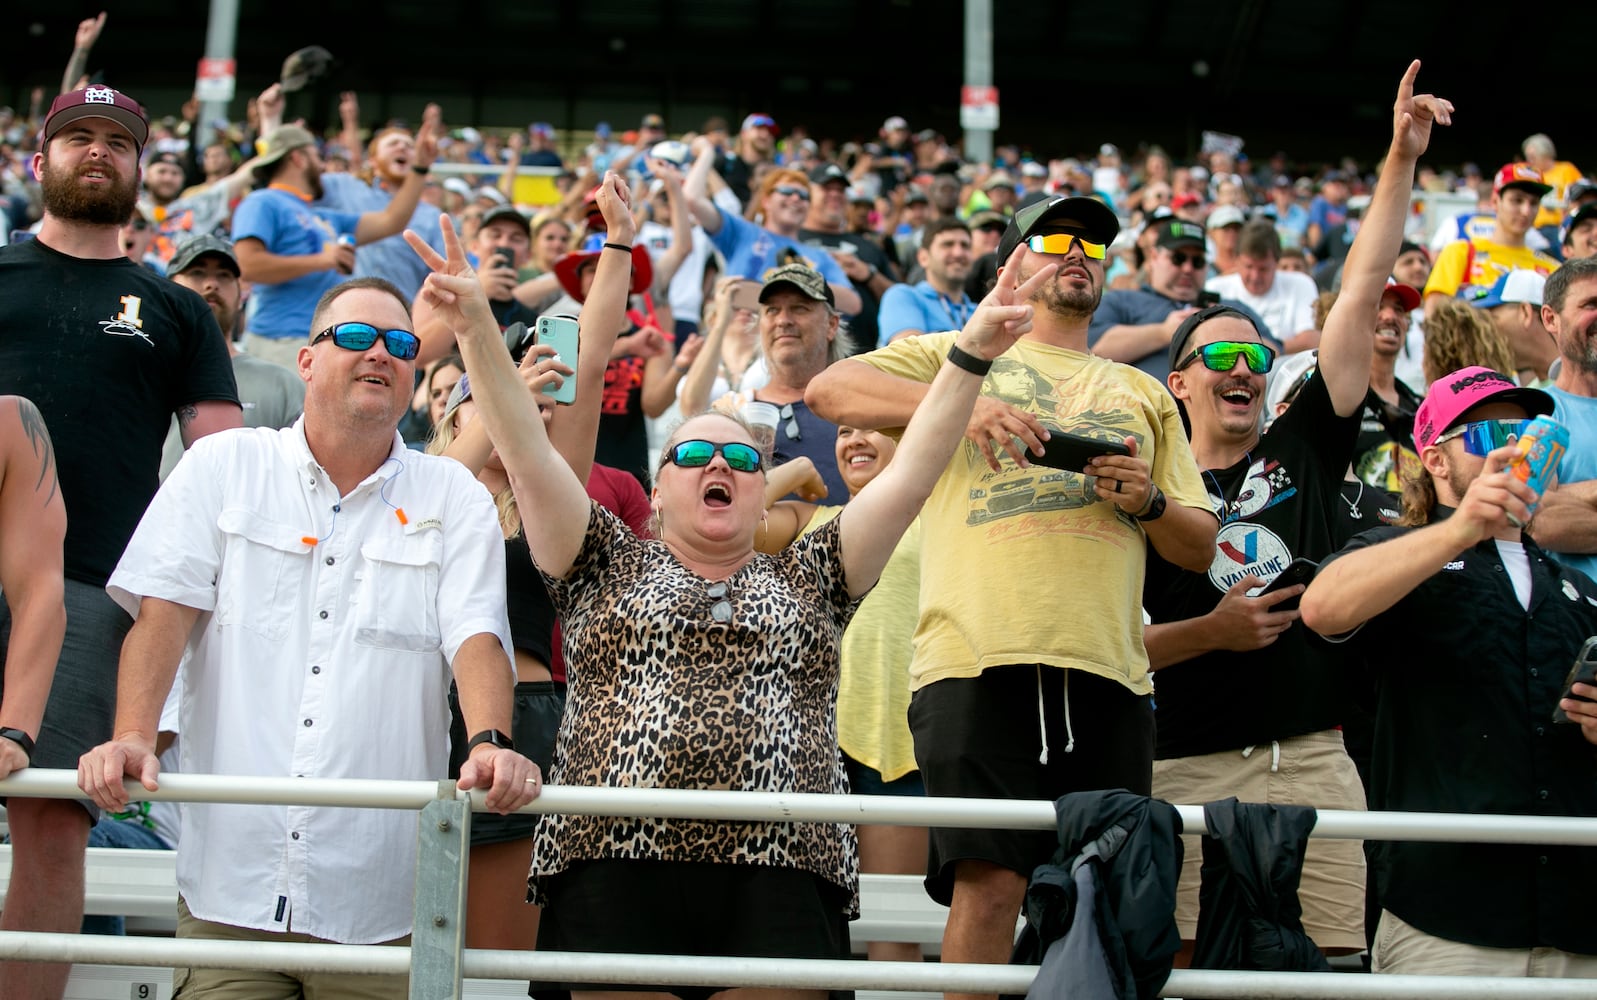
16, 398, 58, 505
177, 404, 199, 428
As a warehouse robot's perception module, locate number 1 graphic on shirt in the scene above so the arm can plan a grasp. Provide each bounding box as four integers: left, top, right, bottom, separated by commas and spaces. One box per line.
117, 294, 145, 329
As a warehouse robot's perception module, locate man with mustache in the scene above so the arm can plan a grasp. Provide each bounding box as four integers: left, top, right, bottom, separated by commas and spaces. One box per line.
0, 85, 240, 1000
232, 122, 436, 370
807, 195, 1216, 998
1141, 63, 1450, 965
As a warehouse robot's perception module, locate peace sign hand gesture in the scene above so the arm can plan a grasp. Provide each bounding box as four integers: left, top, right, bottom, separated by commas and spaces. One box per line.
952, 245, 1058, 362
405, 214, 499, 347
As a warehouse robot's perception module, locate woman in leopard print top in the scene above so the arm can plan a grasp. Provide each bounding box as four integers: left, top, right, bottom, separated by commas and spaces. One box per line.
423, 172, 1055, 996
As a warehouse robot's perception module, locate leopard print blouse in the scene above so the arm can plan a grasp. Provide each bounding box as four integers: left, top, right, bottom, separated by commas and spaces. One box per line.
530, 501, 863, 914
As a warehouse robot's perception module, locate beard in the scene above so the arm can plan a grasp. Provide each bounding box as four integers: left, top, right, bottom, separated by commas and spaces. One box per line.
40, 158, 139, 227
1562, 325, 1597, 375
1038, 275, 1102, 320
305, 165, 325, 202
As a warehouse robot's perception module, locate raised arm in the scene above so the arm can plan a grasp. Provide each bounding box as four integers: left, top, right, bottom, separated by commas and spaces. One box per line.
353, 118, 438, 245
407, 187, 627, 578
60, 12, 105, 96
683, 138, 726, 233
1316, 61, 1452, 417
679, 278, 745, 415
0, 398, 65, 779
545, 174, 639, 484
837, 249, 1057, 597
338, 92, 363, 174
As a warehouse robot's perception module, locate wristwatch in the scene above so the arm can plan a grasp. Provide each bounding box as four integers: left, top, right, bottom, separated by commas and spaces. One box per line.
466, 728, 515, 754
1134, 485, 1168, 522
0, 727, 34, 762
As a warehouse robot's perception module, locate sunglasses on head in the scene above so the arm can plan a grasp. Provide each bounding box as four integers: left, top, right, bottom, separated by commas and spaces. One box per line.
311, 322, 421, 361
1176, 340, 1277, 375
666, 439, 764, 473
1435, 418, 1531, 456
1024, 233, 1107, 260
772, 185, 810, 200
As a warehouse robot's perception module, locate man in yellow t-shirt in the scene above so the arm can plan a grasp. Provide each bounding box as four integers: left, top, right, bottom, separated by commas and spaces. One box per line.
1423, 163, 1559, 315
807, 194, 1217, 981
1522, 133, 1583, 230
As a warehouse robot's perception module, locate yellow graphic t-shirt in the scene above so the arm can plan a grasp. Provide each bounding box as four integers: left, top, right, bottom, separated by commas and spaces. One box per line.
858, 332, 1211, 695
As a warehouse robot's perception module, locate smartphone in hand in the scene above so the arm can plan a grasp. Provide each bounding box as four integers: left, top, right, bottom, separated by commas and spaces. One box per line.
1255, 557, 1318, 612
1552, 636, 1597, 724
1029, 430, 1130, 474
535, 315, 580, 405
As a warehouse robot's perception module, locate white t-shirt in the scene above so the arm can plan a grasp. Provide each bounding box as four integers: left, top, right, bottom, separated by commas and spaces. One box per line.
1206, 269, 1319, 344
638, 219, 715, 328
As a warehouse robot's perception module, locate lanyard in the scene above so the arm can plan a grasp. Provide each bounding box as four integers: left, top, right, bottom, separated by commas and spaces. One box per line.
937, 292, 973, 331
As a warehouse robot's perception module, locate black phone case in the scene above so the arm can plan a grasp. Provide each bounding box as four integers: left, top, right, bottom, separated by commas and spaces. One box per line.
1257, 558, 1318, 612
1552, 640, 1597, 724
1030, 432, 1130, 474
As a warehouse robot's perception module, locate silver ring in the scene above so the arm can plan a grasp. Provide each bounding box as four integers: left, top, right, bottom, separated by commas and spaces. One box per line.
525, 777, 538, 784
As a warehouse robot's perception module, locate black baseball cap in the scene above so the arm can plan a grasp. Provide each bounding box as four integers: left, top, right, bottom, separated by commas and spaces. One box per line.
996, 195, 1121, 262
809, 163, 848, 186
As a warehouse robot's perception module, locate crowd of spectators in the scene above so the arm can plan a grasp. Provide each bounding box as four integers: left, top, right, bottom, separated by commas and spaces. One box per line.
0, 12, 1593, 1000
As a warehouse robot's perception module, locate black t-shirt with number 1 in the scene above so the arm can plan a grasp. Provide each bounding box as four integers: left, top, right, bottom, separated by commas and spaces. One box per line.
1143, 373, 1360, 759
0, 238, 238, 586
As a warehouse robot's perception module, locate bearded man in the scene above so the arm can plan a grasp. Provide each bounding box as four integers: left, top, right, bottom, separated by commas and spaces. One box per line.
0, 85, 239, 1000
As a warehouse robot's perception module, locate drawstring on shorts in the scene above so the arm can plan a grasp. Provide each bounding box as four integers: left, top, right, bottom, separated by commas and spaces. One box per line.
1242, 740, 1281, 773
1036, 666, 1076, 764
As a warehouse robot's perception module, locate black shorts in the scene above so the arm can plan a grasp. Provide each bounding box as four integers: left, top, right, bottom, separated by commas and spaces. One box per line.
908, 665, 1153, 904
448, 680, 565, 846
0, 579, 131, 820
530, 859, 852, 1000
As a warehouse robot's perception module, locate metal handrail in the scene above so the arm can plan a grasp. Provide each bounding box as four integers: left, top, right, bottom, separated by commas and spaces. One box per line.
3, 768, 1594, 999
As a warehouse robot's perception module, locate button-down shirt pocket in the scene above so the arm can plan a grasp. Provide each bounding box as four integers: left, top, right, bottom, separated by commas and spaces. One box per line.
215, 509, 309, 642
355, 533, 443, 652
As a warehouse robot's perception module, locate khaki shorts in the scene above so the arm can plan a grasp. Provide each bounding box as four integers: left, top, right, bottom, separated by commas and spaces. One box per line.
174, 897, 409, 999
241, 333, 307, 372
1153, 728, 1366, 952
1373, 909, 1597, 977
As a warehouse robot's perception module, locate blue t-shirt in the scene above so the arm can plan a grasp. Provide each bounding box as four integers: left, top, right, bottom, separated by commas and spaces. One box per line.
708, 211, 851, 303
1548, 386, 1597, 582
876, 280, 976, 347
316, 173, 444, 302
232, 188, 360, 339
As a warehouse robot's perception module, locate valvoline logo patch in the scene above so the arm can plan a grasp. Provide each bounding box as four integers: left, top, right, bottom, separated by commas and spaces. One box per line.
1208, 522, 1292, 594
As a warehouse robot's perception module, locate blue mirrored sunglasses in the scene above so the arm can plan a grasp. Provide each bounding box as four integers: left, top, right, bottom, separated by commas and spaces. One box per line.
311, 322, 420, 361
1435, 418, 1531, 456
667, 439, 764, 473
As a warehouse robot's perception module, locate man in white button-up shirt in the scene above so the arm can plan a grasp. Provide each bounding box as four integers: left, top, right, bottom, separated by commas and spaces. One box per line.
79, 275, 538, 998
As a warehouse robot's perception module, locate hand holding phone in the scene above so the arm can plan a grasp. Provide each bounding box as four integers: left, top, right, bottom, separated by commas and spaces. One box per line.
535, 315, 580, 405
1028, 429, 1131, 474
1552, 636, 1597, 724
1254, 557, 1319, 613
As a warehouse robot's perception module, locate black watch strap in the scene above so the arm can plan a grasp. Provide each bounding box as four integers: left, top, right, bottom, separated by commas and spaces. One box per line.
1134, 485, 1168, 522
947, 343, 993, 376
0, 727, 34, 761
466, 728, 515, 754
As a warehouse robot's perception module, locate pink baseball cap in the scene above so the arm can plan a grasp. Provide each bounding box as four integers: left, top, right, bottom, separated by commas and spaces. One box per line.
1413, 366, 1553, 452
42, 86, 149, 148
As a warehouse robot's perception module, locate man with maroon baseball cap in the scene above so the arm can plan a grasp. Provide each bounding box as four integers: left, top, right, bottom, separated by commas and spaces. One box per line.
1423, 162, 1560, 312
41, 85, 149, 149
1302, 366, 1597, 979
0, 83, 239, 1000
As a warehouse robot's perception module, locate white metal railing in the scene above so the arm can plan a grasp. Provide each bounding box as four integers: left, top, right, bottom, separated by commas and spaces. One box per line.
1, 769, 1594, 1000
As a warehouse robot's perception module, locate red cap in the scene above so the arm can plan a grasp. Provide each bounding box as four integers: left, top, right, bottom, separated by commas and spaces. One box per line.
43, 86, 149, 148
1493, 162, 1552, 198
1382, 277, 1420, 312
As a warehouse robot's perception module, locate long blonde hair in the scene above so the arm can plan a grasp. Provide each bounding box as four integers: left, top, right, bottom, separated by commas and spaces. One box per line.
427, 409, 522, 538
1422, 300, 1514, 387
